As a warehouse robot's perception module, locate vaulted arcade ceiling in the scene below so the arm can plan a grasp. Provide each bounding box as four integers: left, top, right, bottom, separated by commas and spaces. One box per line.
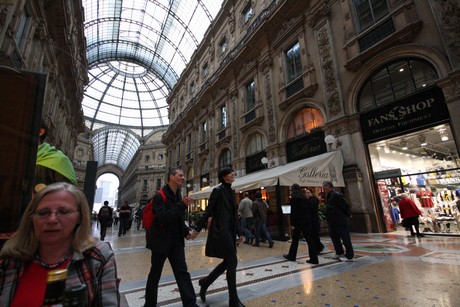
81, 0, 224, 170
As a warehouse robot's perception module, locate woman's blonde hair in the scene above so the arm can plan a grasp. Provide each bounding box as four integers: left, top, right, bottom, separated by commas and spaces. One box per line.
0, 182, 97, 260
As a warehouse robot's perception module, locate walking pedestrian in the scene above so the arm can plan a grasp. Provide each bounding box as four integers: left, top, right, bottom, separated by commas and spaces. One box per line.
398, 193, 424, 237
98, 200, 113, 241
238, 192, 254, 244
191, 166, 246, 307
144, 168, 197, 307
305, 189, 325, 254
252, 192, 274, 248
118, 201, 131, 237
322, 180, 354, 262
283, 184, 318, 264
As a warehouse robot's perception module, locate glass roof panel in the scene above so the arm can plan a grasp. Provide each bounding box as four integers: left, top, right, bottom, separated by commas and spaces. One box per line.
82, 0, 224, 170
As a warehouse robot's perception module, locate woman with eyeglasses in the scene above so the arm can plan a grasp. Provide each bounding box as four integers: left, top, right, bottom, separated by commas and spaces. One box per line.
0, 182, 120, 306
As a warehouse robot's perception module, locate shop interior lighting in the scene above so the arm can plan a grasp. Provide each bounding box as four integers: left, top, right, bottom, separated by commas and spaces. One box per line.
418, 135, 427, 146
400, 139, 408, 150
384, 144, 390, 153
438, 129, 448, 141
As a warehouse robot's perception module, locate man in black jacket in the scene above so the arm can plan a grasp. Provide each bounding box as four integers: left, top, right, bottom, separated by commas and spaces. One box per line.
144, 168, 197, 307
98, 200, 113, 241
322, 180, 355, 262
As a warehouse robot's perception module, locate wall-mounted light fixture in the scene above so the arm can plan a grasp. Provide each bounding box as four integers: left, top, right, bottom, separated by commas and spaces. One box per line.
324, 134, 342, 151
261, 157, 268, 168
202, 177, 207, 183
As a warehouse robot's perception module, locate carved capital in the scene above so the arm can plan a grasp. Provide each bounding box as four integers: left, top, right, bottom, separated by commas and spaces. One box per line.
438, 71, 460, 103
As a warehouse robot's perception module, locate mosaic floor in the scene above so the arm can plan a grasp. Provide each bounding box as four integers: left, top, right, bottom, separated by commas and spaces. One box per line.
95, 224, 460, 306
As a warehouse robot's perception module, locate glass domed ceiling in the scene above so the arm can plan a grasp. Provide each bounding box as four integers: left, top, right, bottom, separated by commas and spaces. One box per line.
81, 0, 224, 170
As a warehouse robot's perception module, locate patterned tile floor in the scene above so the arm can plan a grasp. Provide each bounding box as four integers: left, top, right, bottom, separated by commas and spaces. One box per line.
96, 224, 460, 306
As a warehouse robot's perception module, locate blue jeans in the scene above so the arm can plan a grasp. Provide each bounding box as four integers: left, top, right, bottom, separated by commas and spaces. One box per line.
328, 222, 354, 259
254, 219, 272, 245
241, 217, 254, 240
118, 217, 129, 235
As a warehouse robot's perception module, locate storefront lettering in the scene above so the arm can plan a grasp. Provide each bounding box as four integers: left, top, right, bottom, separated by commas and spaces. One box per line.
298, 166, 331, 180
397, 114, 432, 127
367, 98, 434, 127
291, 144, 322, 158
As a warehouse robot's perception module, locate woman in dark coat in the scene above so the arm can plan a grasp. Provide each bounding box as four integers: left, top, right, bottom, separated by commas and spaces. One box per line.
305, 189, 325, 254
193, 166, 245, 307
283, 184, 318, 264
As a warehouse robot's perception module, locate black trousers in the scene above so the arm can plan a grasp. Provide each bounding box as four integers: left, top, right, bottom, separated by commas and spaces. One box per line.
287, 225, 318, 262
144, 240, 196, 307
201, 252, 239, 305
328, 222, 354, 259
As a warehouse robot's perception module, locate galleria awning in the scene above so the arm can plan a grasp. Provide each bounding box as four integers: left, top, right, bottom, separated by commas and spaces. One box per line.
190, 185, 219, 200
191, 151, 345, 199
232, 150, 345, 191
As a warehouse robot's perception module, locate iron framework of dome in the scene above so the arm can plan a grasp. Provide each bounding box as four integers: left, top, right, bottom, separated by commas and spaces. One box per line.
81, 0, 224, 170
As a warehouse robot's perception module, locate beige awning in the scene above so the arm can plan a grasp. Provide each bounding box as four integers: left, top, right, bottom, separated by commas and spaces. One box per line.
191, 151, 345, 199
190, 185, 219, 199
232, 151, 345, 192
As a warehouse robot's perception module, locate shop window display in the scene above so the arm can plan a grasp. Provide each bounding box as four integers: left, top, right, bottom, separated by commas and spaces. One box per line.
370, 124, 459, 233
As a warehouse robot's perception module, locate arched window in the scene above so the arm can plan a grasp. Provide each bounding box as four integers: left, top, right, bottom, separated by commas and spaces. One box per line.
245, 133, 267, 173
200, 159, 209, 188
245, 133, 266, 156
287, 107, 324, 140
358, 58, 438, 112
219, 148, 232, 167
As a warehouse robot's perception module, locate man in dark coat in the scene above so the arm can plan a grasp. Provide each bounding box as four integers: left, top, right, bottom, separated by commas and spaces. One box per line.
323, 180, 355, 261
98, 200, 113, 241
144, 168, 197, 307
192, 166, 245, 307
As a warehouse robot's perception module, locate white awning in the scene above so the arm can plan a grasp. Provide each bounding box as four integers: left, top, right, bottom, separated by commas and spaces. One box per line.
232, 151, 345, 191
190, 185, 219, 199
191, 151, 345, 199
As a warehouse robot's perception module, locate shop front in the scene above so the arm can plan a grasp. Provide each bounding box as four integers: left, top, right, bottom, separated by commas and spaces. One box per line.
191, 150, 346, 239
361, 86, 459, 234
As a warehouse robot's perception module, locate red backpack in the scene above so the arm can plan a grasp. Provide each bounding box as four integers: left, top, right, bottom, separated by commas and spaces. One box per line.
142, 190, 166, 231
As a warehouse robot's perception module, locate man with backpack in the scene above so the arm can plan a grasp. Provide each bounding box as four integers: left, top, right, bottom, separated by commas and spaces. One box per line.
144, 167, 198, 307
98, 200, 113, 241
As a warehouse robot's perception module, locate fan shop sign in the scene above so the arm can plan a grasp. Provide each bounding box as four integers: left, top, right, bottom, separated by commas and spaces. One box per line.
360, 87, 449, 141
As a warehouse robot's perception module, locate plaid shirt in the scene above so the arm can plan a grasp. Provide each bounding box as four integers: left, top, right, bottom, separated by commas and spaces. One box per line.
0, 241, 120, 306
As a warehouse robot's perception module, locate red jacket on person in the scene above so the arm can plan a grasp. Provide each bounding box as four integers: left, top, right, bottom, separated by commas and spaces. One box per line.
398, 197, 422, 219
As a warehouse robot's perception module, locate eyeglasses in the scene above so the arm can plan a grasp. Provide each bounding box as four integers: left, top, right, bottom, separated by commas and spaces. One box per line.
32, 209, 79, 219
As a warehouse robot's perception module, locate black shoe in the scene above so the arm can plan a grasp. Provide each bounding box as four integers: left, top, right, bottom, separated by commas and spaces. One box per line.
417, 234, 425, 237
198, 278, 207, 302
283, 254, 295, 261
229, 298, 246, 307
252, 243, 260, 247
269, 241, 274, 248
306, 259, 319, 264
249, 237, 254, 244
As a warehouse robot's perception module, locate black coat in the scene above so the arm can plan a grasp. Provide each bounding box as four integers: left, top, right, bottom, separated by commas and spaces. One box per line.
306, 196, 321, 232
195, 183, 241, 259
290, 196, 309, 228
325, 189, 351, 226
145, 185, 189, 253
